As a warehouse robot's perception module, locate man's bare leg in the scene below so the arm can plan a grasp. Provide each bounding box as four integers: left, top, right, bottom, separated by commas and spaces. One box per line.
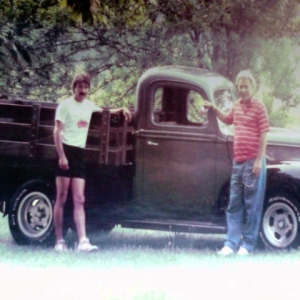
71, 177, 87, 242
71, 177, 98, 251
54, 176, 71, 242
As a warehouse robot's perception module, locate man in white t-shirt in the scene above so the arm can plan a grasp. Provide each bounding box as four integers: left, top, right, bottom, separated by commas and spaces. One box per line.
53, 72, 132, 252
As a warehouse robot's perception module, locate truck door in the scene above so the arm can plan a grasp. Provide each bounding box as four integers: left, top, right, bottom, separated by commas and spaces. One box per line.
135, 82, 217, 221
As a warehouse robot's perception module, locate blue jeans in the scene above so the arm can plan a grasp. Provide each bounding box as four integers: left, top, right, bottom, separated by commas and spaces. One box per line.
224, 157, 266, 252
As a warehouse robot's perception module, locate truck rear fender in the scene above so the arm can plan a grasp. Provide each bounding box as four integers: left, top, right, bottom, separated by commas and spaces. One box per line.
5, 179, 54, 216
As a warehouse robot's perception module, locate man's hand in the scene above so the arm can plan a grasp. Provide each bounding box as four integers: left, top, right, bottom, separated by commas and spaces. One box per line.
59, 156, 69, 170
253, 158, 262, 176
122, 107, 132, 122
203, 100, 216, 110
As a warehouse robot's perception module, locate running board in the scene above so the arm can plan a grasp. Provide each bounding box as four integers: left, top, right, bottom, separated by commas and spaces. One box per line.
120, 219, 226, 234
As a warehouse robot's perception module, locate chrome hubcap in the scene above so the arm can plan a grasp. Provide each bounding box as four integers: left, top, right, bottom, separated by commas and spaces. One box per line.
17, 192, 53, 239
263, 202, 297, 248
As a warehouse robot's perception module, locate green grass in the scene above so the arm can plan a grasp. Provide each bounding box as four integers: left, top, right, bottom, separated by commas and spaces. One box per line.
1, 217, 300, 300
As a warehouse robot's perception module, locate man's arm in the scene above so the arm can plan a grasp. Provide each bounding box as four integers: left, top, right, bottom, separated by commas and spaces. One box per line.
109, 107, 132, 122
53, 120, 68, 170
203, 101, 230, 124
253, 131, 268, 176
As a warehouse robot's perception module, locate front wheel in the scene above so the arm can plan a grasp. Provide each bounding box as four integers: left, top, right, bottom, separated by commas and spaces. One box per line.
8, 182, 55, 245
259, 194, 300, 250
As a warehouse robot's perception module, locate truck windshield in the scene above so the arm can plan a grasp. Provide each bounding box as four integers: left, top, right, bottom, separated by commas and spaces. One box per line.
214, 89, 236, 135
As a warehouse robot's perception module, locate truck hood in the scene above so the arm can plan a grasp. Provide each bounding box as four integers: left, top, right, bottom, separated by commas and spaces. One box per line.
266, 127, 300, 163
268, 127, 300, 146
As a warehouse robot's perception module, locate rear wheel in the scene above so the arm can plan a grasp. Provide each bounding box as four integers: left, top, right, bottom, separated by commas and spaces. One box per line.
8, 182, 55, 245
259, 194, 300, 250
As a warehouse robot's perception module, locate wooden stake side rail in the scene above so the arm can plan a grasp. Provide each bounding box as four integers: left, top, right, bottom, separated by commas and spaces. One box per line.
0, 100, 134, 166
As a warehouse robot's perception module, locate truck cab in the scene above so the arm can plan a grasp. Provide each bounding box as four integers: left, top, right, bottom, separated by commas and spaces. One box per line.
129, 67, 235, 228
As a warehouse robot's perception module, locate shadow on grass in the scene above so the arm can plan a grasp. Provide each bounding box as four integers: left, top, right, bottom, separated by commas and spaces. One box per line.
65, 226, 225, 252
0, 215, 224, 253
0, 217, 277, 255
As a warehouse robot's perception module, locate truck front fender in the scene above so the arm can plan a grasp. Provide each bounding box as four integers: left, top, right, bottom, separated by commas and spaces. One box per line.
266, 161, 300, 200
216, 161, 300, 214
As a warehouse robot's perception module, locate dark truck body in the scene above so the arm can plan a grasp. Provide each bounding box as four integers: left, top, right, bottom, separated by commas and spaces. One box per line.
1, 66, 300, 250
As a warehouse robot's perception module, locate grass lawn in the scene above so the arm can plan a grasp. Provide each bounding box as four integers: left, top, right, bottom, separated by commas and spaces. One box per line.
0, 216, 300, 300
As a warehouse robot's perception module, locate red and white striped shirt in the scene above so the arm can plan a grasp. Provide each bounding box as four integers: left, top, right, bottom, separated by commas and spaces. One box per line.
224, 98, 269, 162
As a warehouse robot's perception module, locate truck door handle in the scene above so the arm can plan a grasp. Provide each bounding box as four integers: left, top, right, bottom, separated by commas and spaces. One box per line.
147, 141, 159, 146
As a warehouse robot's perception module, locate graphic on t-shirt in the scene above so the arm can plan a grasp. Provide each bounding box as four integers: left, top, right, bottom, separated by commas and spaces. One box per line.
77, 120, 89, 128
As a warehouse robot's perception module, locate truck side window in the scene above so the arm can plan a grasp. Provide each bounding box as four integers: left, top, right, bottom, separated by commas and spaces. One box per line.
187, 91, 207, 125
153, 87, 208, 126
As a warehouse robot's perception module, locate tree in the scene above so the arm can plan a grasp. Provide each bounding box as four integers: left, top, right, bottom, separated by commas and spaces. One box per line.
0, 0, 73, 100
59, 0, 151, 26
1, 0, 300, 129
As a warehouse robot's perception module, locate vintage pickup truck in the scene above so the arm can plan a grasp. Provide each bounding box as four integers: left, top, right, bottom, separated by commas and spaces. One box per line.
0, 66, 300, 251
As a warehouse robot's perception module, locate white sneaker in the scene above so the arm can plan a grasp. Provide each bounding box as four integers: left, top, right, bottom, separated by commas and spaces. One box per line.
237, 246, 250, 256
77, 238, 98, 252
217, 246, 234, 256
55, 239, 68, 252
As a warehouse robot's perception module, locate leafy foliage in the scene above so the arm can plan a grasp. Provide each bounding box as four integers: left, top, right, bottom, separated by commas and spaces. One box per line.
1, 0, 300, 128
59, 0, 151, 26
0, 0, 71, 100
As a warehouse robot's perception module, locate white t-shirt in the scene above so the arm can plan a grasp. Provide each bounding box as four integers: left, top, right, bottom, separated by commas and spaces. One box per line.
55, 97, 101, 148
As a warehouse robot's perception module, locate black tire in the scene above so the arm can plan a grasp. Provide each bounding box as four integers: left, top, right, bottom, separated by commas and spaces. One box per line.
259, 193, 300, 250
8, 182, 55, 246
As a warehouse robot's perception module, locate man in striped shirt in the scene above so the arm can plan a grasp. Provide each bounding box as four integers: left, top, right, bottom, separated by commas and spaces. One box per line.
204, 70, 269, 255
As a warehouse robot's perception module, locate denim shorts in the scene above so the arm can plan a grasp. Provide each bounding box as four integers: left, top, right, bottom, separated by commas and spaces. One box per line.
56, 144, 86, 179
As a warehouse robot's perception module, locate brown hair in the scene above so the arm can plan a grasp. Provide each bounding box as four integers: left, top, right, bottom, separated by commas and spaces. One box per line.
72, 73, 91, 92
